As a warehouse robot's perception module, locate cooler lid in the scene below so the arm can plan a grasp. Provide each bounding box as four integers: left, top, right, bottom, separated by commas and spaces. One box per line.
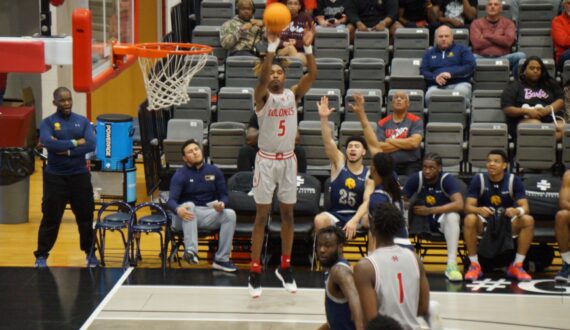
97, 114, 133, 122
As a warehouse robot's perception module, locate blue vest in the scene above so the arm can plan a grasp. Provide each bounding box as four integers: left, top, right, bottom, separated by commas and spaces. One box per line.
330, 166, 368, 214
478, 173, 515, 209
325, 258, 355, 330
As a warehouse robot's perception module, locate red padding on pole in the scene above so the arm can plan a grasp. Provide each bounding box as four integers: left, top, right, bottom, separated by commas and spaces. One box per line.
73, 8, 93, 93
0, 40, 48, 73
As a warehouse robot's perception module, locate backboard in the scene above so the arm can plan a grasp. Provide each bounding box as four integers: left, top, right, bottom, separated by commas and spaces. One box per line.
73, 0, 138, 92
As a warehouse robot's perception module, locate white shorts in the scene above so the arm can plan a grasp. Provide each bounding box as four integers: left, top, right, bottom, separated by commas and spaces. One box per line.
252, 150, 297, 204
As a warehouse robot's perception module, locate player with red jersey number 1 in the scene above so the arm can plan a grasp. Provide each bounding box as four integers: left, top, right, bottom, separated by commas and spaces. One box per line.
247, 25, 317, 298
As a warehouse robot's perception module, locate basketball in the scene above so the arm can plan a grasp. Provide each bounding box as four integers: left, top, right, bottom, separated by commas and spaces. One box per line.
263, 3, 292, 33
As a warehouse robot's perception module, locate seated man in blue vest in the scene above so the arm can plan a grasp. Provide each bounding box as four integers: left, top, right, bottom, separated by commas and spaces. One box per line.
463, 149, 534, 281
402, 152, 464, 282
167, 139, 237, 272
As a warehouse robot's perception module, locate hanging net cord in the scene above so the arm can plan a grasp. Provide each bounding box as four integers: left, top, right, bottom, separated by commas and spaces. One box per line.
138, 45, 208, 111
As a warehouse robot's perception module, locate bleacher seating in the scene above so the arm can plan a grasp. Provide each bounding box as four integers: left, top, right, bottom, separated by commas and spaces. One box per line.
394, 28, 429, 59
224, 55, 259, 88
474, 58, 510, 91
470, 90, 506, 124
314, 57, 346, 94
344, 89, 383, 122
516, 123, 556, 171
424, 122, 464, 169
299, 120, 335, 175
302, 88, 343, 126
518, 0, 555, 29
190, 55, 219, 92
200, 0, 234, 26
314, 28, 350, 62
353, 30, 389, 64
468, 123, 509, 169
192, 25, 226, 63
164, 119, 204, 168
174, 87, 213, 135
386, 89, 425, 119
427, 89, 468, 127
388, 58, 425, 91
208, 121, 246, 172
518, 28, 553, 59
284, 56, 304, 88
349, 58, 386, 95
217, 87, 254, 123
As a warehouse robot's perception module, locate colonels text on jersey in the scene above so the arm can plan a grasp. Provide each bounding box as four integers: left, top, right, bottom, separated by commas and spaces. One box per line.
258, 89, 298, 153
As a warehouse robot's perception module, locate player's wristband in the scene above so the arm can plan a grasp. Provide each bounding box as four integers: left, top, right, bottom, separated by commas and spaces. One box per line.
267, 40, 279, 53
303, 45, 313, 55
71, 139, 77, 147
516, 207, 525, 216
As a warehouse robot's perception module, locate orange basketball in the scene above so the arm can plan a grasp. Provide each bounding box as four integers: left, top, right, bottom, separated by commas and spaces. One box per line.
263, 3, 292, 33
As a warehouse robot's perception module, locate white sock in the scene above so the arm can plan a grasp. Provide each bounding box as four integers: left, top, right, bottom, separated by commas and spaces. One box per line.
469, 255, 479, 264
441, 213, 460, 266
514, 253, 525, 264
561, 251, 570, 265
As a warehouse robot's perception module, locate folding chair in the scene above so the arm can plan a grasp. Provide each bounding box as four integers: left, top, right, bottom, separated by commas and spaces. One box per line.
88, 201, 133, 267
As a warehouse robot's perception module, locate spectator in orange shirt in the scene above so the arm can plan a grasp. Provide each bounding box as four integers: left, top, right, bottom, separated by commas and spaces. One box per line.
553, 0, 570, 70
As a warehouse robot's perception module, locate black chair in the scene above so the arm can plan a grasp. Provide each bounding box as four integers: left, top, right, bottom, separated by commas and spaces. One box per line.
265, 173, 321, 267
226, 171, 270, 264
88, 201, 133, 267
123, 202, 170, 271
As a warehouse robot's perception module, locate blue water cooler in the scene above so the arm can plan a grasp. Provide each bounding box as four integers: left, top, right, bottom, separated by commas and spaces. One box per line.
94, 114, 137, 204
96, 114, 134, 170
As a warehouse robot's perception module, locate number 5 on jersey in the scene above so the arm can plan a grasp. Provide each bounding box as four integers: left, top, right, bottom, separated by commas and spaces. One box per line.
278, 119, 286, 137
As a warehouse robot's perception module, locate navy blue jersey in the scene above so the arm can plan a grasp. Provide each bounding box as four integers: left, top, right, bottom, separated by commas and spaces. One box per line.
467, 172, 525, 209
403, 171, 461, 207
325, 258, 355, 330
329, 166, 369, 215
369, 184, 410, 244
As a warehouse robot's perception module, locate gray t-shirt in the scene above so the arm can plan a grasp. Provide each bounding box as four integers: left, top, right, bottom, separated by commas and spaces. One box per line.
376, 113, 424, 164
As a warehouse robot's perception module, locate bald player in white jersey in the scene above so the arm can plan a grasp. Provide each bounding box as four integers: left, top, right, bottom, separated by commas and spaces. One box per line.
354, 203, 432, 330
248, 26, 317, 298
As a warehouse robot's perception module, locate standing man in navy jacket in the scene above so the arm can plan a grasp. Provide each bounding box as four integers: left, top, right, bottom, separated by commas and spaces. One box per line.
35, 87, 98, 268
167, 139, 237, 272
421, 25, 475, 107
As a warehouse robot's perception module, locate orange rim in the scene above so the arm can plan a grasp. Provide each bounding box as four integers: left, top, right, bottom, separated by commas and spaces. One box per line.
113, 42, 213, 58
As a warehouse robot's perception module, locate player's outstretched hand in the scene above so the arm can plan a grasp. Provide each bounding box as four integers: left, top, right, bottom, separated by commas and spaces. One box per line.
302, 22, 316, 47
349, 93, 365, 116
317, 96, 336, 118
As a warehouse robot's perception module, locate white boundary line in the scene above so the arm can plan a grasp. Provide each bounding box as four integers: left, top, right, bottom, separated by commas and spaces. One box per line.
80, 267, 134, 330
96, 316, 323, 323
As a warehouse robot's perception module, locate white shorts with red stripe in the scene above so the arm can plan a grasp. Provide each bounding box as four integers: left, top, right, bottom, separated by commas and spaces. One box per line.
252, 150, 297, 204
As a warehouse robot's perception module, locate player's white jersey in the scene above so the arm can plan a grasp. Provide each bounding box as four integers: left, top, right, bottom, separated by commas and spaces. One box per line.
366, 245, 421, 330
257, 89, 297, 153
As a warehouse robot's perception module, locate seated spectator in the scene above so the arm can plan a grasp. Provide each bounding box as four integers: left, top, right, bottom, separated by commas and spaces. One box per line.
555, 170, 570, 284
463, 149, 534, 282
552, 0, 570, 71
397, 0, 437, 29
346, 0, 399, 39
470, 0, 526, 75
315, 0, 354, 36
431, 0, 477, 29
167, 139, 238, 272
277, 0, 314, 65
313, 96, 369, 238
421, 25, 475, 106
403, 153, 464, 281
237, 112, 307, 172
501, 56, 565, 140
220, 0, 265, 57
351, 91, 424, 176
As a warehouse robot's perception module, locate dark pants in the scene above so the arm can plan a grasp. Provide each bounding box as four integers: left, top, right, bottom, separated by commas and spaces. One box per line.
395, 161, 422, 177
558, 49, 570, 71
34, 172, 95, 258
237, 144, 308, 173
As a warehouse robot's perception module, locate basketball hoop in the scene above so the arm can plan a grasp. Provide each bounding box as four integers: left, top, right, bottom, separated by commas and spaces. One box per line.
114, 42, 212, 111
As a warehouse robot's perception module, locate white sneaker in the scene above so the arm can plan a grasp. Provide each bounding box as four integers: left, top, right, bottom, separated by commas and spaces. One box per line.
275, 267, 297, 293
248, 272, 262, 298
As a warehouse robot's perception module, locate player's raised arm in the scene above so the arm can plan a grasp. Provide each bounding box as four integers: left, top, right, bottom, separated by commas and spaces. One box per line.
292, 23, 317, 103
255, 32, 280, 111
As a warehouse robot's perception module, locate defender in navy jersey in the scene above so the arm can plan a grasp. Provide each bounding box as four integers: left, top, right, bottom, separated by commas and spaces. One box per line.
402, 153, 464, 281
366, 153, 412, 249
248, 28, 317, 298
464, 150, 535, 281
317, 226, 363, 330
314, 96, 369, 240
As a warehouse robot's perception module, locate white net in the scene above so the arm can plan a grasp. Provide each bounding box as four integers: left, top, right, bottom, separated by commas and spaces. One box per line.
138, 45, 209, 111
